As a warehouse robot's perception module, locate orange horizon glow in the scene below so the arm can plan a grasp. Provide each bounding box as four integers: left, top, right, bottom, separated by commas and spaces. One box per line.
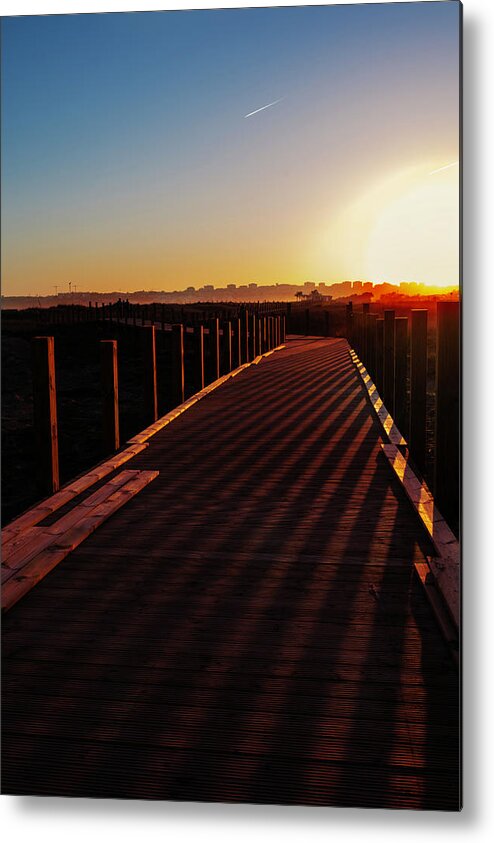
2, 6, 460, 299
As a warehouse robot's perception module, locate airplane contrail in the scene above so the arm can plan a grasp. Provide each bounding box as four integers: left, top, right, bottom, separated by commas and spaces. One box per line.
244, 98, 284, 119
429, 161, 459, 175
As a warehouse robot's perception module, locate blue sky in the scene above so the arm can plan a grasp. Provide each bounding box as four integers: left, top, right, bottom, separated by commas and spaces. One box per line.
1, 3, 461, 294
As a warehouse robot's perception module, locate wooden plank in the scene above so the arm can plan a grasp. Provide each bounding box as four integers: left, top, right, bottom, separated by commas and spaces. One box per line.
2, 471, 143, 582
195, 324, 205, 390
394, 317, 408, 435
244, 311, 250, 363
100, 339, 120, 454
435, 301, 460, 531
235, 316, 242, 367
248, 314, 256, 361
350, 349, 406, 446
31, 336, 60, 496
171, 323, 185, 406
1, 443, 149, 542
142, 325, 158, 423
281, 314, 286, 344
209, 317, 220, 382
367, 313, 378, 384
410, 309, 428, 474
345, 303, 353, 343
381, 443, 459, 628
375, 317, 384, 394
2, 470, 159, 612
383, 310, 395, 415
222, 320, 232, 374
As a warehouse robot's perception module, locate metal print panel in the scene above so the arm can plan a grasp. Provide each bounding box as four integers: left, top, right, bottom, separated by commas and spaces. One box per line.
1, 1, 461, 811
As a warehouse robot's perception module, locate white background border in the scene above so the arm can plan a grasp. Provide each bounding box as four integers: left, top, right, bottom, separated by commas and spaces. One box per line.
1, 0, 492, 839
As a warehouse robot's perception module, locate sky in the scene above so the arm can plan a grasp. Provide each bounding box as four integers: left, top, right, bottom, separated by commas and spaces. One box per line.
1, 2, 461, 296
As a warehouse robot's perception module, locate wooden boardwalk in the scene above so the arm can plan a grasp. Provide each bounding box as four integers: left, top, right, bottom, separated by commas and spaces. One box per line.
1, 337, 460, 810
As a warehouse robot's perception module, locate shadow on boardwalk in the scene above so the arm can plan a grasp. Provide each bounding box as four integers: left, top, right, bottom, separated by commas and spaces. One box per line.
1, 338, 459, 810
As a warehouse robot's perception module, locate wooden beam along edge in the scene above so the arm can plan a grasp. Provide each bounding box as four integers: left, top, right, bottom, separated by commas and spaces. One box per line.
381, 442, 459, 630
2, 469, 159, 612
2, 442, 150, 543
349, 347, 459, 634
349, 348, 406, 447
128, 343, 286, 446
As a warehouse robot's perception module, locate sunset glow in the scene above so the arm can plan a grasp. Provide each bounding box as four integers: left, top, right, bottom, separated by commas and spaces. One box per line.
1, 3, 460, 297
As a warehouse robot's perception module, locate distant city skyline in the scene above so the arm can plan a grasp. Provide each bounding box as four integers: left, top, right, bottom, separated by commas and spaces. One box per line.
2, 277, 460, 309
2, 3, 460, 297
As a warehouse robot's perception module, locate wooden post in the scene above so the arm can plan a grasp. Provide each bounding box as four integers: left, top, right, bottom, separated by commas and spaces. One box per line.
196, 325, 205, 389
281, 314, 286, 344
258, 317, 263, 354
305, 308, 310, 336
142, 326, 158, 423
235, 317, 242, 367
223, 320, 232, 374
210, 317, 220, 382
362, 303, 370, 363
410, 309, 428, 473
345, 303, 353, 344
244, 311, 250, 363
383, 310, 396, 413
249, 313, 256, 360
31, 336, 60, 496
367, 314, 377, 383
353, 312, 362, 358
100, 340, 120, 454
394, 317, 408, 434
375, 317, 384, 394
435, 301, 460, 530
172, 323, 185, 406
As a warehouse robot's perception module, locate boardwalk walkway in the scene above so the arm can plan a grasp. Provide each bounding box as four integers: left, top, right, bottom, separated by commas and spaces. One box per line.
2, 337, 459, 810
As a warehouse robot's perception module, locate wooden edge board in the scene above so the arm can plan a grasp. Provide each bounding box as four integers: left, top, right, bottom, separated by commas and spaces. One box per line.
349, 349, 406, 447
414, 562, 459, 667
2, 471, 141, 583
2, 470, 159, 612
128, 344, 286, 445
1, 443, 149, 542
381, 442, 459, 629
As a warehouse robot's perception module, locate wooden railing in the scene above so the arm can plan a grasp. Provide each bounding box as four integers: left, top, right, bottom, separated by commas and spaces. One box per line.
28, 307, 286, 501
25, 298, 289, 328
346, 300, 460, 534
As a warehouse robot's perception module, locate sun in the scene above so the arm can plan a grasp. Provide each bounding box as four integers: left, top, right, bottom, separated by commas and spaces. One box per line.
315, 162, 459, 287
